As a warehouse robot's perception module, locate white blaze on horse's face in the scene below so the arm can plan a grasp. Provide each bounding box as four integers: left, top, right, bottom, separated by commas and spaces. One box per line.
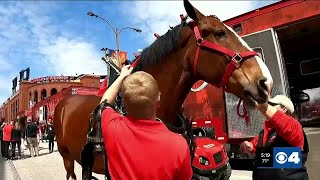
224, 24, 273, 95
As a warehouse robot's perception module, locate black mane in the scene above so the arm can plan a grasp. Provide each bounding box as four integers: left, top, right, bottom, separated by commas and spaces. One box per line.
134, 23, 184, 71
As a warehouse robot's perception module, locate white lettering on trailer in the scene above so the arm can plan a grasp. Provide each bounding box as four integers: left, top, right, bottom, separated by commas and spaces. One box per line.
225, 24, 274, 94
218, 137, 225, 140
205, 121, 211, 124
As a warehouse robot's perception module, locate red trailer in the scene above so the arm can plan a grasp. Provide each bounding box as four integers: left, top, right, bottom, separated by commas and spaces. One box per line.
183, 0, 320, 167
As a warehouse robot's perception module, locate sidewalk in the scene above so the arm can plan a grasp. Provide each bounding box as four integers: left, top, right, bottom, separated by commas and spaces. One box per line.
0, 157, 20, 180
0, 140, 53, 180
9, 141, 104, 180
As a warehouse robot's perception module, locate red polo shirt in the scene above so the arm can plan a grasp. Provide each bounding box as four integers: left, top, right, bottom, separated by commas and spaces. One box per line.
101, 107, 193, 180
3, 124, 14, 142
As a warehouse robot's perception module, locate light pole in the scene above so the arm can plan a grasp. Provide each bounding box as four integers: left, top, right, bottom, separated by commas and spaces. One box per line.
87, 12, 142, 67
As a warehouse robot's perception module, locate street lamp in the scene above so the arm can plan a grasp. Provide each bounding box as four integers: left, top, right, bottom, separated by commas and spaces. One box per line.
87, 11, 142, 67
101, 48, 110, 56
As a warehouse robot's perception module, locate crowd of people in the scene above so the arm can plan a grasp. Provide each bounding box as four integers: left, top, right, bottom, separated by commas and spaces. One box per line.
0, 117, 55, 160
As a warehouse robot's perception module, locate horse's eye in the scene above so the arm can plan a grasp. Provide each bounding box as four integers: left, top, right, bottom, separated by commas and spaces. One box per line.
214, 30, 227, 38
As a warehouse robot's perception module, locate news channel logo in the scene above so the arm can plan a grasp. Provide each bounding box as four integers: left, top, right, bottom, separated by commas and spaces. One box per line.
273, 147, 302, 168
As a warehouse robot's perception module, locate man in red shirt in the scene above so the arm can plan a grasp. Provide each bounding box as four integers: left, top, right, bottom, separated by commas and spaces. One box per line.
2, 121, 14, 160
240, 95, 309, 180
100, 65, 193, 180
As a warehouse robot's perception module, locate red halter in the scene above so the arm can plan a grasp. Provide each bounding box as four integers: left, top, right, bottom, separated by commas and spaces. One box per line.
191, 22, 257, 89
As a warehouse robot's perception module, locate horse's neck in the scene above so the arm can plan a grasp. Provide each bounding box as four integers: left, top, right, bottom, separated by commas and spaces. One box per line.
145, 53, 195, 123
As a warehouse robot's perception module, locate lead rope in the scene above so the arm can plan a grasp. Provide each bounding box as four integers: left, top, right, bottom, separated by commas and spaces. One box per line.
236, 99, 250, 126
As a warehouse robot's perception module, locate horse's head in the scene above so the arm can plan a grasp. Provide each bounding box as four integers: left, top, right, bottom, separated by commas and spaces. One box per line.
182, 0, 273, 106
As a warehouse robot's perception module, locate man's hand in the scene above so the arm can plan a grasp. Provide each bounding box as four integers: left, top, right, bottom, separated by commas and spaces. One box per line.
255, 102, 277, 120
254, 101, 268, 112
240, 141, 253, 154
100, 65, 133, 104
119, 65, 133, 79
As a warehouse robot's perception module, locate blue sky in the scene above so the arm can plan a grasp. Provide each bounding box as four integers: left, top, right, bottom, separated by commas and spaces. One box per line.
0, 0, 278, 104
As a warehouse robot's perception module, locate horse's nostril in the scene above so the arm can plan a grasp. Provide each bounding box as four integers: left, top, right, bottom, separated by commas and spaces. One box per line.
258, 77, 268, 93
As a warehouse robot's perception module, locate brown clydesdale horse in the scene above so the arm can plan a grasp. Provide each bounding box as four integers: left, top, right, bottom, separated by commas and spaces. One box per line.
54, 0, 273, 179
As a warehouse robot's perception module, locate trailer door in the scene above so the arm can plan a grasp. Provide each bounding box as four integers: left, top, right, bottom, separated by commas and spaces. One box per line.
225, 28, 290, 139
39, 106, 44, 122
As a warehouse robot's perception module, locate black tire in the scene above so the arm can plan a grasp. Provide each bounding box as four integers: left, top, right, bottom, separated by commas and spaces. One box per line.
219, 163, 232, 180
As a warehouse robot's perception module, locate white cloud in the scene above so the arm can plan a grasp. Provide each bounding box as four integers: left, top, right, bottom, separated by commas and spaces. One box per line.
0, 56, 12, 71
124, 1, 276, 44
41, 37, 106, 76
15, 2, 106, 76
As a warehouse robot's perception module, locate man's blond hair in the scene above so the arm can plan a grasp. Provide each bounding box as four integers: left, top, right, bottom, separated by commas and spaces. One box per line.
121, 71, 160, 119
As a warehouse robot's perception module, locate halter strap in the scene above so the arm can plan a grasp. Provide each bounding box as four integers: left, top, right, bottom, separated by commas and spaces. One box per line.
237, 99, 250, 125
191, 22, 257, 89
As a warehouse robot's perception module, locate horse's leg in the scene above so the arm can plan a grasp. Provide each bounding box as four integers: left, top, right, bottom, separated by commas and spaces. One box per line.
59, 146, 77, 180
62, 156, 76, 180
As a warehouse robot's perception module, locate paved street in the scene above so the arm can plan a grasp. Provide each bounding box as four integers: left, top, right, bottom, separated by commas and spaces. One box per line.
0, 127, 319, 180
0, 141, 104, 180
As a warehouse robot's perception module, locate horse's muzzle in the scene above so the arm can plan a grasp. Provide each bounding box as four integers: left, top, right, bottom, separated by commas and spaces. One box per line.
243, 77, 270, 106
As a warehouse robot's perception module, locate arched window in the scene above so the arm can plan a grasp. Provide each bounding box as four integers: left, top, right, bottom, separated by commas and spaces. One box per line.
41, 89, 47, 100
34, 90, 38, 104
50, 88, 58, 96
28, 92, 32, 108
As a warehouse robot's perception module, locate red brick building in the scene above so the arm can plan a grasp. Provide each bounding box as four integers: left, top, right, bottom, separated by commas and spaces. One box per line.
0, 74, 102, 123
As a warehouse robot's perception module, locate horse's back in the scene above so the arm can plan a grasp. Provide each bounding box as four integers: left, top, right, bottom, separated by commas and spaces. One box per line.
54, 95, 101, 163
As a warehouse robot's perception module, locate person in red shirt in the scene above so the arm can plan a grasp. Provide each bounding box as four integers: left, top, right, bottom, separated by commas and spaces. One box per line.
2, 121, 14, 160
240, 95, 309, 180
100, 65, 193, 180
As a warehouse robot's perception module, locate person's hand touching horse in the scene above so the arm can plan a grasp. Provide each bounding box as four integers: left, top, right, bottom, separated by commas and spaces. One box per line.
119, 65, 134, 79
100, 65, 134, 104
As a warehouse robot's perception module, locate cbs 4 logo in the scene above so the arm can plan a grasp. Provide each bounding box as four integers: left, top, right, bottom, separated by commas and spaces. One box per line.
275, 151, 300, 164
273, 147, 302, 168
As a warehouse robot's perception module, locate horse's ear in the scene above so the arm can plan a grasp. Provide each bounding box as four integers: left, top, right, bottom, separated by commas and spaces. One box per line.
183, 0, 204, 21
